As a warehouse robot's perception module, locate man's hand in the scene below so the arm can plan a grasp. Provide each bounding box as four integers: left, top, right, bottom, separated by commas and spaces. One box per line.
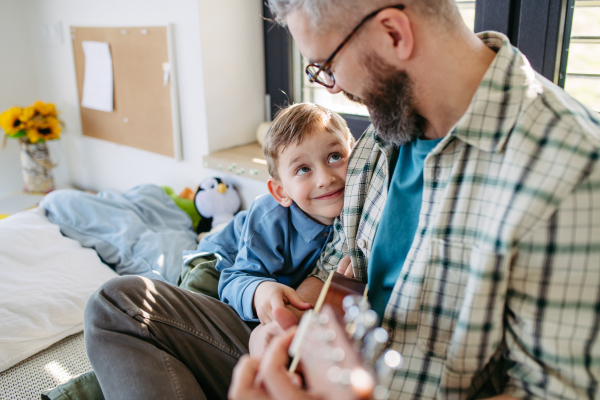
249, 307, 298, 358
336, 255, 354, 278
229, 329, 315, 400
254, 282, 312, 324
228, 356, 270, 400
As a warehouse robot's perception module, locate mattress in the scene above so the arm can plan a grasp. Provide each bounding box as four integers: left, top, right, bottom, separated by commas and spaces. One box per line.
0, 332, 91, 400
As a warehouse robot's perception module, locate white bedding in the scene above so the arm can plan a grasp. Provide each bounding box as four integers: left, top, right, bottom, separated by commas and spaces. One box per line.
0, 208, 118, 372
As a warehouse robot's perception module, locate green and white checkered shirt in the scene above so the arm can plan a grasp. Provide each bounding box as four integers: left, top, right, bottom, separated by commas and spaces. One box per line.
310, 32, 600, 399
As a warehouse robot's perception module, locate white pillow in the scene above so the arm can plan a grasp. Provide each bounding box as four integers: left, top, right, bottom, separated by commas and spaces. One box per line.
0, 208, 118, 372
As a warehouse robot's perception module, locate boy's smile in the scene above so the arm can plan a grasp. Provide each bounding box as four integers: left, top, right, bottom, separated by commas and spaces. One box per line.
312, 187, 344, 201
270, 126, 352, 225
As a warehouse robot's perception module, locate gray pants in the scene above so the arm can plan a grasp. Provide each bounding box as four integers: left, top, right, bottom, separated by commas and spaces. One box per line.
83, 276, 256, 400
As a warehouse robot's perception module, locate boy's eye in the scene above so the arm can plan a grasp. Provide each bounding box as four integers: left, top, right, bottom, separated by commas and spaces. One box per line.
296, 166, 311, 176
329, 154, 342, 163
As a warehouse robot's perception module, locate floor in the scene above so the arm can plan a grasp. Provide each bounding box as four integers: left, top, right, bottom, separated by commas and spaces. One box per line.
0, 333, 92, 400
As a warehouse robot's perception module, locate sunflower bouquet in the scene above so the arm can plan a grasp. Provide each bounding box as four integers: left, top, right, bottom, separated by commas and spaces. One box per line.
0, 101, 62, 147
0, 101, 62, 193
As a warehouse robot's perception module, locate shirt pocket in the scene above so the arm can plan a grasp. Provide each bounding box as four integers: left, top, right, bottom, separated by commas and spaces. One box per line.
416, 240, 508, 374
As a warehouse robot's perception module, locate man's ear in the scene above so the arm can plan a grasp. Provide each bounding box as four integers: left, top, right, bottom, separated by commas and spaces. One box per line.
376, 8, 414, 62
267, 178, 293, 207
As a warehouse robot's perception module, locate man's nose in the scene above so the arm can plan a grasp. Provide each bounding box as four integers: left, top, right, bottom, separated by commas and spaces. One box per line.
326, 82, 343, 94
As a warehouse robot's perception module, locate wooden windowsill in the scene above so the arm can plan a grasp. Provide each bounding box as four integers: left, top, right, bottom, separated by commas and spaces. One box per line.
203, 142, 270, 182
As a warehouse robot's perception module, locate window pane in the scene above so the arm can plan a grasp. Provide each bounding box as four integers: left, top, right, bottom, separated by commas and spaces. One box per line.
564, 76, 600, 111
301, 60, 370, 116
298, 1, 477, 116
567, 41, 600, 75
570, 1, 600, 36
456, 0, 476, 31
562, 0, 600, 112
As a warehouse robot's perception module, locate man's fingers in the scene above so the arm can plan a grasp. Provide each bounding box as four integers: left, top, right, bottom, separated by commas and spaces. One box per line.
260, 329, 311, 400
228, 356, 263, 400
273, 306, 299, 330
289, 372, 302, 388
259, 328, 296, 375
249, 320, 285, 359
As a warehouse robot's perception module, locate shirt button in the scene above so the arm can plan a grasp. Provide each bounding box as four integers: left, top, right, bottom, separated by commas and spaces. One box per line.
357, 239, 366, 249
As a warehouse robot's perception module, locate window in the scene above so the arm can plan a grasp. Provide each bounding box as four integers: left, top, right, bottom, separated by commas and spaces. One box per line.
561, 0, 600, 112
457, 0, 476, 31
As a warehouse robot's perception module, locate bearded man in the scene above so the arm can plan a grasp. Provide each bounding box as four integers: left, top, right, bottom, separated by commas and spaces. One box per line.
230, 0, 600, 399
84, 0, 600, 399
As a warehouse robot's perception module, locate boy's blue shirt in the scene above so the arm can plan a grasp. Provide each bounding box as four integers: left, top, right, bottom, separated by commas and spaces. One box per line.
195, 194, 333, 321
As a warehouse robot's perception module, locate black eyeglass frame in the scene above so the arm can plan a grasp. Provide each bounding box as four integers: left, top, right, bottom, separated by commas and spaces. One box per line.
305, 4, 406, 89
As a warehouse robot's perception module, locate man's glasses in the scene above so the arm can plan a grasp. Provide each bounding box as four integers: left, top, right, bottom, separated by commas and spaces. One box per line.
305, 5, 405, 89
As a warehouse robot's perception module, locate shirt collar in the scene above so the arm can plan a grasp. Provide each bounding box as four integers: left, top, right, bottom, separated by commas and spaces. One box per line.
289, 201, 330, 243
450, 31, 543, 154
372, 129, 398, 160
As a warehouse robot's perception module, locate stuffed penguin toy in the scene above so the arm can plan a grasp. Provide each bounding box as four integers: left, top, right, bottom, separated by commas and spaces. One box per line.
194, 177, 241, 234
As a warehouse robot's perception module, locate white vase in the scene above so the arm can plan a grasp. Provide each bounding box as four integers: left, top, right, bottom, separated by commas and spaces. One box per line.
20, 139, 55, 193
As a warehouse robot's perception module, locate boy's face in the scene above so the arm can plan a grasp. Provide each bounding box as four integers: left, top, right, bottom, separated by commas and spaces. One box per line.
269, 127, 352, 225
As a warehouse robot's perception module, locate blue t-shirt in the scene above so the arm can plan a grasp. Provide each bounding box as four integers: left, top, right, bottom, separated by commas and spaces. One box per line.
368, 137, 443, 318
193, 194, 332, 321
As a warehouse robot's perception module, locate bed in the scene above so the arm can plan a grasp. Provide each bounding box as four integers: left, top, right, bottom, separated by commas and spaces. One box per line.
0, 185, 200, 399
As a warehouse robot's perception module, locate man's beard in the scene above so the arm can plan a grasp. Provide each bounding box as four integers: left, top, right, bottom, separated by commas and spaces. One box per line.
343, 54, 421, 146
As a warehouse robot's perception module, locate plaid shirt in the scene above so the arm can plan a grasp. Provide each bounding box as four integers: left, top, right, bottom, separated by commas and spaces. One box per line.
310, 32, 600, 399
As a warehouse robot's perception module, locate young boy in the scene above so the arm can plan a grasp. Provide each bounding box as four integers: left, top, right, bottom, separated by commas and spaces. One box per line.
195, 103, 354, 324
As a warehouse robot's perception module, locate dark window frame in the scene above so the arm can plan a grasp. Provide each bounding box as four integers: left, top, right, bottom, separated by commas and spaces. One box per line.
263, 5, 371, 139
467, 0, 569, 82
264, 1, 572, 138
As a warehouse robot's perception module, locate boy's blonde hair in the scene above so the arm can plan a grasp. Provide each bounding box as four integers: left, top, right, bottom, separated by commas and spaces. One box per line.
263, 103, 354, 181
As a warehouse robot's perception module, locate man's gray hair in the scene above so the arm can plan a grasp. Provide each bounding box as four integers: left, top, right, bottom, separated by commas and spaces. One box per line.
267, 0, 462, 30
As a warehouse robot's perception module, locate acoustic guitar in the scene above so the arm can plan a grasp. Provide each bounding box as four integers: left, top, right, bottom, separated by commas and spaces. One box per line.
288, 271, 402, 400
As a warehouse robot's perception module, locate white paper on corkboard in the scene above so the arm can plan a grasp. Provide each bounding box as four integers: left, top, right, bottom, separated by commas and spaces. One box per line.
72, 27, 180, 159
81, 41, 114, 112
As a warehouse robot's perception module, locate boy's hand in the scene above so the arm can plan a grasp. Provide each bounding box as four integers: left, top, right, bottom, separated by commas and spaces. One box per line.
336, 255, 354, 278
254, 282, 312, 324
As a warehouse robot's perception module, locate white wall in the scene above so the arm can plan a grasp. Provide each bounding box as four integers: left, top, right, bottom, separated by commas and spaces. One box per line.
0, 0, 40, 196
199, 0, 266, 152
15, 0, 268, 208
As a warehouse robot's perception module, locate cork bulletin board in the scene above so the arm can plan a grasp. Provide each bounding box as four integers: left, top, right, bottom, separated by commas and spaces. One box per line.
71, 26, 181, 159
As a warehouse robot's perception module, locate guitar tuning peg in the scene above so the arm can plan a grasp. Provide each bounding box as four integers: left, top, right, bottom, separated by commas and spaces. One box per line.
318, 313, 330, 325
351, 309, 379, 342
362, 310, 379, 328
374, 350, 403, 396
342, 295, 362, 311
362, 327, 388, 365
373, 385, 390, 400
343, 295, 371, 312
344, 305, 360, 324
